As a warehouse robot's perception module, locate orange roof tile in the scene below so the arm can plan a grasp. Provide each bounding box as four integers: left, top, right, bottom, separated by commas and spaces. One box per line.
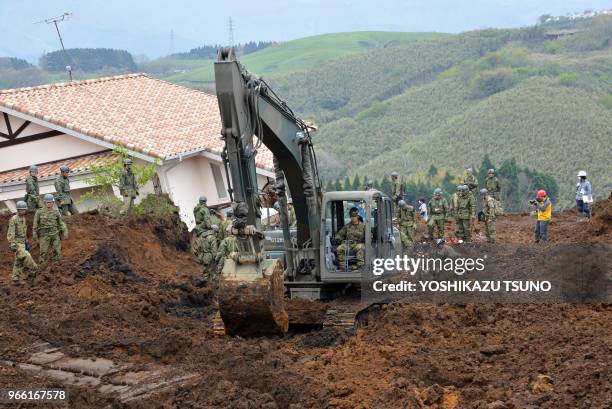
0, 151, 118, 185
0, 74, 273, 170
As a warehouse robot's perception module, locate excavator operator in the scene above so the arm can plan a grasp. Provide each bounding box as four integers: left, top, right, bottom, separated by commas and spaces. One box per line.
335, 207, 366, 271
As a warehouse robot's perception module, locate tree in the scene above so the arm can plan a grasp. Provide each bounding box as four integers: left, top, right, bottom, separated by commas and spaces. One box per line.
478, 154, 496, 186
498, 158, 520, 211
324, 179, 334, 193
334, 179, 342, 192
343, 177, 353, 191
379, 176, 392, 197
352, 174, 362, 190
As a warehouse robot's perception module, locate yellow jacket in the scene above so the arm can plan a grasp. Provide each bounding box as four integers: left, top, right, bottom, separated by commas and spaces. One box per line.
536, 198, 552, 221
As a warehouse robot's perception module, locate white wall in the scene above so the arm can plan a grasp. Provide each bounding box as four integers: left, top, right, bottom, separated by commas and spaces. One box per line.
0, 133, 104, 172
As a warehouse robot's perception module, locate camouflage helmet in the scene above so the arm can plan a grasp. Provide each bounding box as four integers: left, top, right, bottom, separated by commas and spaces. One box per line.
480, 188, 488, 195
16, 201, 27, 210
349, 207, 359, 217
209, 208, 217, 215
226, 207, 234, 217
273, 201, 280, 210
390, 171, 399, 177
397, 199, 407, 208
488, 168, 495, 174
434, 188, 442, 195
60, 165, 70, 173
29, 165, 38, 172
211, 224, 219, 232
124, 158, 133, 165
199, 195, 207, 203
466, 168, 473, 174
461, 185, 469, 192
366, 180, 373, 187
43, 193, 55, 202
435, 238, 445, 246
456, 185, 463, 192
287, 197, 293, 205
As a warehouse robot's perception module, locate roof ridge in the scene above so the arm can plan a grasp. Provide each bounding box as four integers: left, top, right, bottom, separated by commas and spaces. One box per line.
0, 73, 149, 95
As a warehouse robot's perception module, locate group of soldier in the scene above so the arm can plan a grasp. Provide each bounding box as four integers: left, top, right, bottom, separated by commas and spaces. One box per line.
6, 159, 139, 285
388, 167, 503, 247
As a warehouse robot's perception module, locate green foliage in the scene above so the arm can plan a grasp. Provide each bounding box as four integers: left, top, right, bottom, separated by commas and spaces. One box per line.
557, 71, 578, 86
78, 188, 123, 216
133, 194, 179, 217
470, 67, 520, 98
40, 48, 137, 72
598, 94, 612, 109
477, 155, 495, 183
356, 101, 389, 120
0, 57, 33, 70
351, 175, 362, 190
85, 147, 158, 190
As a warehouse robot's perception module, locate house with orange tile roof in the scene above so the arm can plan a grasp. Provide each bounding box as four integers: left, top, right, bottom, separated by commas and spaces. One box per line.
0, 74, 274, 227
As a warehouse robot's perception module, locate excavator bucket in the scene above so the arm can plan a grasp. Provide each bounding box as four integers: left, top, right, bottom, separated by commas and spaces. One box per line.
217, 258, 288, 337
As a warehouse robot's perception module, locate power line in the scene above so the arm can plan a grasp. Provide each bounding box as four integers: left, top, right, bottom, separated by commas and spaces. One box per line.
35, 12, 73, 82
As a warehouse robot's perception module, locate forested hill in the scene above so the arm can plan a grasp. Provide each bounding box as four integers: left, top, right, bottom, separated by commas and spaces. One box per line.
270, 17, 612, 209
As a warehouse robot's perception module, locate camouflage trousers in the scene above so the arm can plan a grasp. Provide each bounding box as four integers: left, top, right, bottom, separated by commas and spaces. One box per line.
120, 196, 135, 216
39, 234, 61, 263
428, 218, 445, 240
336, 242, 365, 270
12, 243, 38, 281
455, 218, 472, 242
399, 224, 416, 248
26, 196, 41, 212
484, 219, 496, 243
59, 203, 79, 216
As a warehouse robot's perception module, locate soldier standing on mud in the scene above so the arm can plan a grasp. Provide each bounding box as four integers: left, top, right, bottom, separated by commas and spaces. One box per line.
33, 194, 68, 263
200, 224, 219, 283
463, 168, 478, 200
396, 200, 417, 249
119, 158, 138, 215
6, 201, 38, 285
25, 165, 41, 212
484, 169, 501, 202
454, 185, 476, 242
335, 207, 366, 271
427, 188, 448, 240
479, 188, 498, 243
54, 166, 78, 216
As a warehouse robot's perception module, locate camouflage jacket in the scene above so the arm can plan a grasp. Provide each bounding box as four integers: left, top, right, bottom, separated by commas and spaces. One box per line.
25, 175, 39, 199
218, 219, 232, 242
391, 178, 404, 200
397, 205, 416, 227
337, 222, 365, 243
7, 215, 27, 244
119, 168, 138, 197
428, 197, 449, 220
33, 207, 67, 238
199, 231, 218, 266
481, 195, 498, 220
463, 174, 478, 192
454, 193, 476, 220
288, 206, 296, 227
485, 176, 501, 193
54, 176, 73, 205
193, 203, 211, 229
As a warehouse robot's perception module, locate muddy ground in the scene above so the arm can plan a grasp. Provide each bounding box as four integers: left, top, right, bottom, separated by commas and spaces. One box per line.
0, 199, 610, 408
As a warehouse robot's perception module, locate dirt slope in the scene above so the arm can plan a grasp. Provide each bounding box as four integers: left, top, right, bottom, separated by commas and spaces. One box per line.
0, 199, 610, 408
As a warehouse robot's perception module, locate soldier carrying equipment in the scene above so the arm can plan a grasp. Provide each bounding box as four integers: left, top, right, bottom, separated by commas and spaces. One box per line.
25, 165, 41, 212
335, 207, 366, 270
33, 194, 68, 263
119, 158, 138, 215
54, 166, 79, 216
427, 188, 448, 240
7, 201, 38, 284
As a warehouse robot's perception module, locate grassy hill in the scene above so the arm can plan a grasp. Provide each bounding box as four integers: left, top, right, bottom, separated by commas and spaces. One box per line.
305, 16, 612, 209
162, 31, 448, 85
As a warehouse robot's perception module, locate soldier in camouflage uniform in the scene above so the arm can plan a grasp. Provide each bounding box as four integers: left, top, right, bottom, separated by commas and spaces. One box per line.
484, 169, 501, 202
193, 196, 211, 230
119, 158, 138, 215
463, 168, 478, 200
6, 201, 38, 284
217, 208, 233, 242
54, 166, 78, 216
427, 188, 448, 240
453, 185, 476, 242
287, 197, 297, 228
397, 200, 417, 249
479, 188, 498, 243
33, 194, 68, 263
200, 225, 219, 283
335, 207, 366, 270
390, 171, 404, 203
364, 180, 374, 191
25, 165, 41, 212
209, 208, 221, 228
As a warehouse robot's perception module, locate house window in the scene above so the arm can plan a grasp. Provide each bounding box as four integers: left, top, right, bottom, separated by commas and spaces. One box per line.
210, 163, 228, 199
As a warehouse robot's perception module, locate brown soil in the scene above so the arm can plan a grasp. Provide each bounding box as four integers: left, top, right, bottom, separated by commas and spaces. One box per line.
1, 199, 611, 408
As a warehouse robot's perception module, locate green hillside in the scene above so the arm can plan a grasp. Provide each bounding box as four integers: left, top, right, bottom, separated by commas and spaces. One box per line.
163, 31, 448, 85
305, 16, 612, 209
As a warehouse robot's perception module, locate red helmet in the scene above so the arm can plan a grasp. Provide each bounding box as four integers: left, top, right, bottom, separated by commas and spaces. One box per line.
536, 190, 547, 198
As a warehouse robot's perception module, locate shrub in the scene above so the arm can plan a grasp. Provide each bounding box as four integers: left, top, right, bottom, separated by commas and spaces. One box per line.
557, 71, 578, 86
598, 94, 612, 109
470, 67, 519, 98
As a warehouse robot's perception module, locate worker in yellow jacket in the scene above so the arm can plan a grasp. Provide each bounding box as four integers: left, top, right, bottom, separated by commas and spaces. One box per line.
530, 190, 552, 243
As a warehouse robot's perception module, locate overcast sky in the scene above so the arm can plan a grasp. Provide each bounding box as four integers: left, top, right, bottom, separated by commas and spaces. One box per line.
1, 0, 610, 61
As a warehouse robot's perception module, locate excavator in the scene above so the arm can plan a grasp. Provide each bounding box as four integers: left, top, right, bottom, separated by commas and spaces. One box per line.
214, 47, 401, 336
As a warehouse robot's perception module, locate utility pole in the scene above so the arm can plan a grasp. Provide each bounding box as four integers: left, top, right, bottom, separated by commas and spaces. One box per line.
228, 17, 235, 47
36, 12, 73, 81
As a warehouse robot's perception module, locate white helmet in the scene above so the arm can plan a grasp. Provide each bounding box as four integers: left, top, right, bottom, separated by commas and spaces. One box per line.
577, 170, 587, 177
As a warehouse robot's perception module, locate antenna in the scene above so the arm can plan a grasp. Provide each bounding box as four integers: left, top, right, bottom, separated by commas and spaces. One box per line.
228, 17, 235, 47
36, 12, 73, 81
170, 29, 175, 55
